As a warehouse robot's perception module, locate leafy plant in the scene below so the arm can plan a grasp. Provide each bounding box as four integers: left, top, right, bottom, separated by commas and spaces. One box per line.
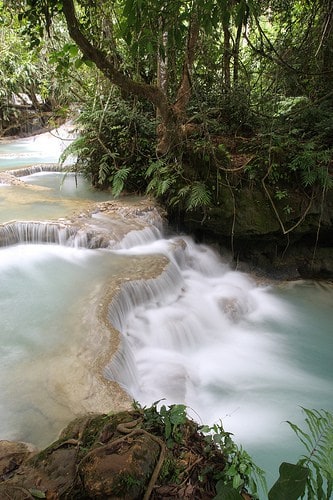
145, 159, 179, 198
268, 462, 309, 500
286, 408, 333, 499
146, 157, 214, 211
136, 399, 187, 449
61, 90, 156, 193
200, 421, 267, 499
268, 408, 333, 500
132, 402, 333, 499
288, 145, 333, 189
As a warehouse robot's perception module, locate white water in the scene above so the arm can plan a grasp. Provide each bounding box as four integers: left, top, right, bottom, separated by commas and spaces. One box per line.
0, 122, 75, 169
106, 233, 333, 484
0, 128, 332, 490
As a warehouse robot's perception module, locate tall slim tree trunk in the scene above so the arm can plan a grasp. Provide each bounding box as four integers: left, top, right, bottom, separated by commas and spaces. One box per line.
233, 23, 243, 85
222, 24, 232, 92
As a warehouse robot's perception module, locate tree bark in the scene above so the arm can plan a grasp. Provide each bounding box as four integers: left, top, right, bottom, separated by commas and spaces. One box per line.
222, 23, 232, 92
173, 15, 200, 119
62, 0, 183, 155
61, 0, 199, 157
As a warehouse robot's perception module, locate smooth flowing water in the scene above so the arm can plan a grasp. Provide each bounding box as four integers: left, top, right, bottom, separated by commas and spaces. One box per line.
0, 129, 332, 490
105, 235, 333, 485
0, 123, 74, 169
0, 173, 114, 223
0, 244, 130, 444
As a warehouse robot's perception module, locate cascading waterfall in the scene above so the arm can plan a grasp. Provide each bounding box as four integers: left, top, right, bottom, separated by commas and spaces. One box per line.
0, 126, 332, 486
104, 231, 333, 481
106, 257, 184, 394
0, 221, 80, 247
11, 164, 64, 177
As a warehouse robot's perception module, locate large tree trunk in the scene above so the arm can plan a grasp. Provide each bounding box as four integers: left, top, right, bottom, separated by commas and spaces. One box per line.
62, 0, 199, 157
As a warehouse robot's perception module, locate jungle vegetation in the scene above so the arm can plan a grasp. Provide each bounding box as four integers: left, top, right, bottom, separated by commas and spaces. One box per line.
1, 1, 332, 497
1, 0, 332, 213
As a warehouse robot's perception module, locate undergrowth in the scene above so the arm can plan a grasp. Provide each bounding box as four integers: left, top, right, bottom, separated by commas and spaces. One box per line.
134, 401, 333, 500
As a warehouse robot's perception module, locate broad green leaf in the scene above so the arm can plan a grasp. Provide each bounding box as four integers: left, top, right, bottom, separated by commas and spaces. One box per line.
214, 482, 243, 499
268, 462, 309, 500
29, 490, 46, 499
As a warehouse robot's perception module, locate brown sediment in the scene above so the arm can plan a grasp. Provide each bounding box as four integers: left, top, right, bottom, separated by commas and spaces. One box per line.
80, 253, 170, 414
42, 199, 169, 423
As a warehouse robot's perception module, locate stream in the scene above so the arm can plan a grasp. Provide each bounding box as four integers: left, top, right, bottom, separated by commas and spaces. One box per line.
0, 127, 332, 489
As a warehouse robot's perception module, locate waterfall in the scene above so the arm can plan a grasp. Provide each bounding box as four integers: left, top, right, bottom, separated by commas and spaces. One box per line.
104, 233, 332, 452
0, 221, 84, 247
0, 220, 120, 248
10, 164, 65, 177
105, 259, 184, 393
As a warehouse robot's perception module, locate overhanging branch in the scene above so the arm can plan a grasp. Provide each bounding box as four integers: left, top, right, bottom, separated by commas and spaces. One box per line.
61, 0, 171, 122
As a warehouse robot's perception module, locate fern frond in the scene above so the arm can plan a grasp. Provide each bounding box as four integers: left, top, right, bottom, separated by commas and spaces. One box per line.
300, 167, 317, 187
59, 136, 88, 164
186, 182, 212, 210
145, 159, 165, 177
111, 166, 131, 197
287, 408, 333, 499
169, 185, 190, 207
146, 177, 159, 194
98, 161, 111, 184
159, 177, 174, 195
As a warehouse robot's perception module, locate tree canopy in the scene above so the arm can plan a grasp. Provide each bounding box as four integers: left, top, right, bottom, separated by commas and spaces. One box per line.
1, 0, 332, 211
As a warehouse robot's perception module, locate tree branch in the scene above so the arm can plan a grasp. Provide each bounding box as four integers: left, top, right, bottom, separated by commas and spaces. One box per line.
173, 13, 200, 118
61, 0, 172, 123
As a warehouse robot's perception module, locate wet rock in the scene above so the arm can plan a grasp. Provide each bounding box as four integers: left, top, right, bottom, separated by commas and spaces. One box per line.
172, 185, 333, 279
79, 432, 160, 498
0, 412, 162, 499
0, 440, 37, 481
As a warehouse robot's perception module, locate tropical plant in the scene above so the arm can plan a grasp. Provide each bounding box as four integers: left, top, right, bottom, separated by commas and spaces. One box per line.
200, 420, 267, 499
137, 402, 333, 499
285, 408, 333, 500
61, 88, 156, 192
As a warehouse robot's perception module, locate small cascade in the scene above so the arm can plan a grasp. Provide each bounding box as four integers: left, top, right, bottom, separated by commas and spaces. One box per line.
0, 221, 103, 248
0, 221, 78, 247
114, 225, 163, 250
105, 233, 333, 451
0, 203, 166, 249
105, 260, 184, 392
10, 164, 65, 177
0, 165, 66, 187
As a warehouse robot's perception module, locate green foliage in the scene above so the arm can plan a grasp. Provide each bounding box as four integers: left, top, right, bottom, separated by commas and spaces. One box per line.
145, 159, 179, 198
136, 399, 187, 449
29, 489, 46, 499
268, 408, 333, 500
61, 90, 156, 192
268, 462, 309, 500
146, 156, 214, 211
158, 456, 183, 484
214, 484, 244, 499
286, 408, 333, 499
186, 181, 213, 210
200, 421, 267, 498
289, 147, 332, 189
133, 403, 333, 499
245, 97, 333, 194
112, 471, 142, 496
4, 0, 332, 215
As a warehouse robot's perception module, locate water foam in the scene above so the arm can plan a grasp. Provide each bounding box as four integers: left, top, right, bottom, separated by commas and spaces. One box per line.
105, 234, 332, 451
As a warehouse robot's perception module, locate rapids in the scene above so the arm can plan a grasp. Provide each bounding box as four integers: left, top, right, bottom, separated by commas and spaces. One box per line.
105, 233, 333, 484
0, 126, 332, 488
